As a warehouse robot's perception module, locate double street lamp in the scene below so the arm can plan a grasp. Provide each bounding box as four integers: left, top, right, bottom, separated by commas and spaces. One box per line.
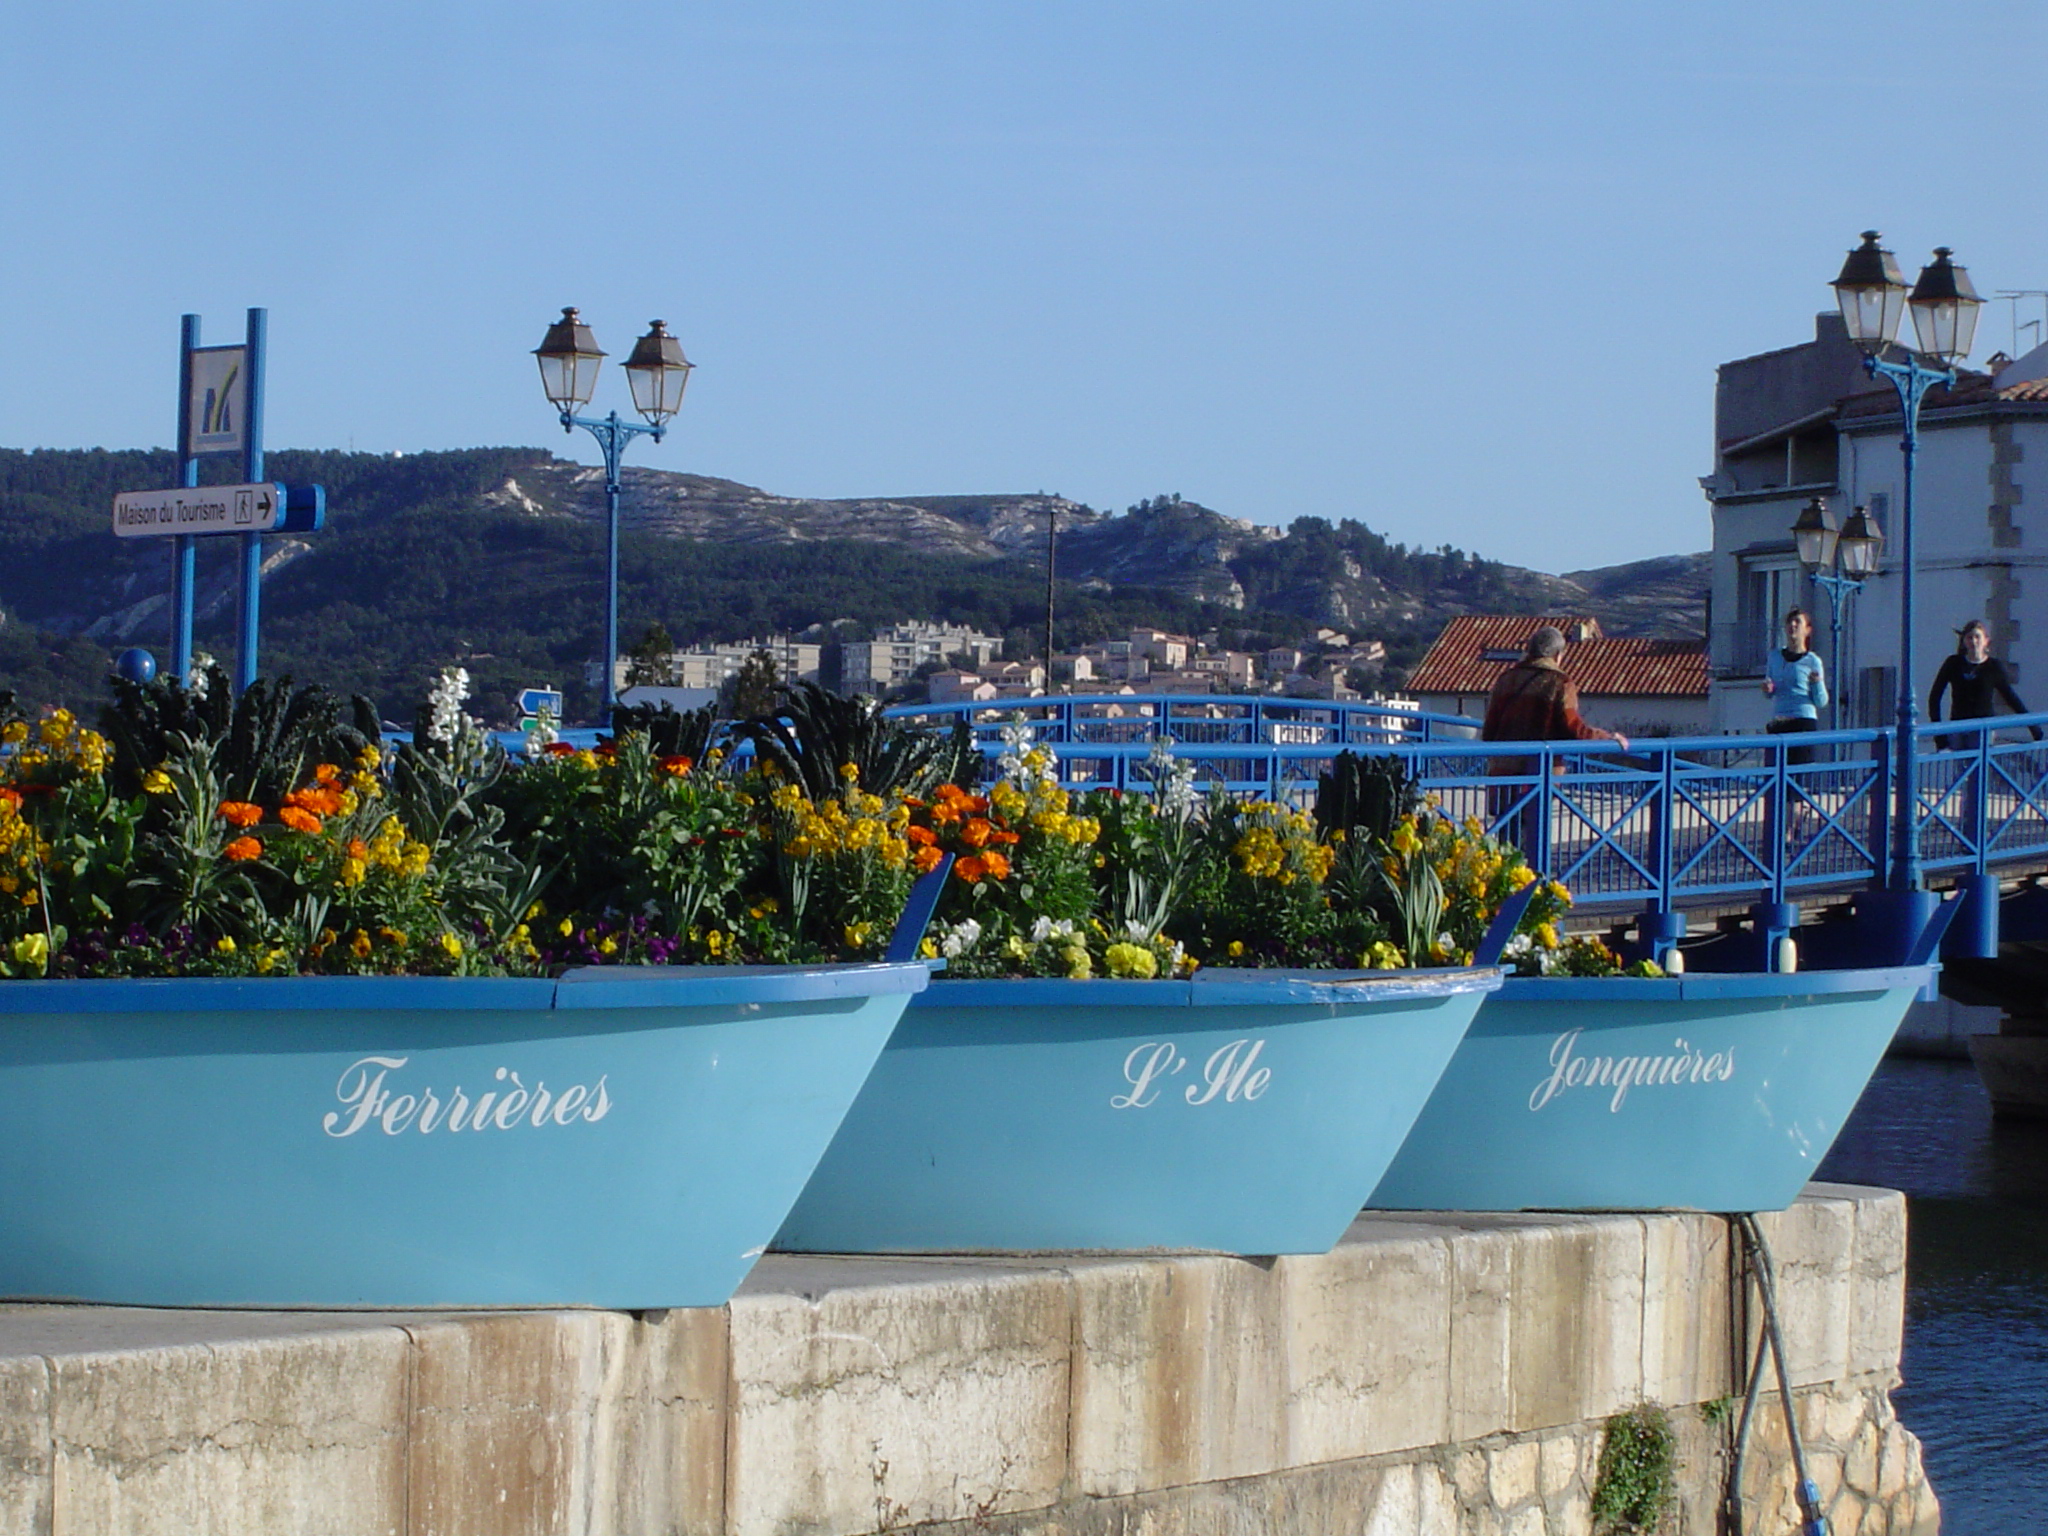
533, 309, 694, 714
1827, 232, 1983, 890
1791, 494, 1884, 727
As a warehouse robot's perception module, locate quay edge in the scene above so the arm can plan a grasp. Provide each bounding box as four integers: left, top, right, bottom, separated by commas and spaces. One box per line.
0, 1185, 1936, 1535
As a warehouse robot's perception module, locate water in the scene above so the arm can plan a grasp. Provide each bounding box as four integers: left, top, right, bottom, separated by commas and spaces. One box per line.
1816, 1057, 2048, 1534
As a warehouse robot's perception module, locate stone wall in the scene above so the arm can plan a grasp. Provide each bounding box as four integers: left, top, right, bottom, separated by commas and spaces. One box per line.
0, 1184, 1935, 1534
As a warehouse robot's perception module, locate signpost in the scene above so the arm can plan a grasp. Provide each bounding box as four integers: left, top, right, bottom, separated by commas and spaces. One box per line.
113, 484, 286, 538
120, 310, 322, 693
516, 687, 564, 737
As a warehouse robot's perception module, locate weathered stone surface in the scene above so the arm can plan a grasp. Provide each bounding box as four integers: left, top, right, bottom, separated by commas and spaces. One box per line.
725, 1258, 1070, 1536
0, 1354, 50, 1536
0, 1187, 1937, 1536
1066, 1254, 1286, 1497
586, 1308, 727, 1536
1640, 1211, 1736, 1406
1278, 1217, 1452, 1464
1815, 1181, 1909, 1380
48, 1322, 407, 1536
403, 1311, 617, 1536
1751, 1193, 1856, 1388
1503, 1215, 1645, 1432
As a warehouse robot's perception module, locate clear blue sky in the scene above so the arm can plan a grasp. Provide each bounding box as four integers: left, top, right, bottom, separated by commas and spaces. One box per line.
6, 2, 2045, 572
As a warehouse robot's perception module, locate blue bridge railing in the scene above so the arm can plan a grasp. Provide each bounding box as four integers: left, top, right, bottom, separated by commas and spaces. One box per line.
887, 695, 2048, 914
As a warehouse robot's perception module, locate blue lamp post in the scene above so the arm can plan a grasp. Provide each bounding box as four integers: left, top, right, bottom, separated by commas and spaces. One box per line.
533, 309, 694, 715
1829, 233, 1983, 891
1792, 495, 1884, 728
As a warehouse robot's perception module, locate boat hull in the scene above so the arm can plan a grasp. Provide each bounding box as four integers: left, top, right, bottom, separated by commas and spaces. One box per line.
776, 968, 1499, 1256
0, 964, 926, 1309
1367, 967, 1931, 1213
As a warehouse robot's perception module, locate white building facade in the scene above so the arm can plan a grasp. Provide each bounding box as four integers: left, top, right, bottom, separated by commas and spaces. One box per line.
1704, 315, 2048, 733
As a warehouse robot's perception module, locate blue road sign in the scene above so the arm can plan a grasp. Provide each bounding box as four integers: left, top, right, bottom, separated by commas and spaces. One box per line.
519, 688, 564, 718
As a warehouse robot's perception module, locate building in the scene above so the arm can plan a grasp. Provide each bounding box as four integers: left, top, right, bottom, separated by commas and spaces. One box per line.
839, 624, 1003, 693
1702, 313, 2048, 732
586, 635, 822, 694
1406, 616, 1710, 737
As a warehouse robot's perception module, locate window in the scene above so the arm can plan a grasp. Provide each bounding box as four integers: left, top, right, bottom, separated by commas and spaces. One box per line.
1735, 558, 1799, 675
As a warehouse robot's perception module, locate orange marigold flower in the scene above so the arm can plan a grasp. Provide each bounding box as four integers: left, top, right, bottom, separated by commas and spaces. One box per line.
218, 801, 263, 827
544, 742, 575, 757
959, 818, 993, 848
979, 849, 1011, 881
659, 755, 694, 777
278, 805, 323, 834
990, 828, 1020, 846
286, 786, 344, 816
347, 838, 370, 860
0, 788, 20, 814
912, 844, 945, 875
906, 824, 937, 847
224, 835, 263, 862
314, 762, 342, 784
954, 855, 988, 883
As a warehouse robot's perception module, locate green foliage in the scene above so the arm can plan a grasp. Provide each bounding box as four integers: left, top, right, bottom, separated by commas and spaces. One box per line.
742, 681, 971, 803
609, 699, 719, 762
1591, 1406, 1675, 1534
1314, 750, 1419, 846
99, 662, 379, 804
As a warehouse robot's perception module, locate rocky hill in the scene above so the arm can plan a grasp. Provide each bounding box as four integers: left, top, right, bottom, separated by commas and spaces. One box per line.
0, 446, 1706, 716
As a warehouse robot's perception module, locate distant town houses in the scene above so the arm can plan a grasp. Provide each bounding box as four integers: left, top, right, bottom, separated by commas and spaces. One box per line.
585, 635, 823, 696
585, 618, 1394, 709
1407, 615, 1710, 737
1702, 312, 2048, 733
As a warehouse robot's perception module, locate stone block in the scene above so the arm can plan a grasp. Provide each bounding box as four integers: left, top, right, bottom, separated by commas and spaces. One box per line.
1640, 1212, 1735, 1407
1276, 1218, 1451, 1464
0, 1354, 51, 1536
1750, 1193, 1855, 1388
1823, 1183, 1907, 1379
1486, 1439, 1538, 1509
725, 1262, 1070, 1536
584, 1308, 727, 1536
1503, 1216, 1645, 1432
1442, 1224, 1516, 1442
1066, 1254, 1285, 1497
402, 1311, 618, 1536
48, 1322, 408, 1536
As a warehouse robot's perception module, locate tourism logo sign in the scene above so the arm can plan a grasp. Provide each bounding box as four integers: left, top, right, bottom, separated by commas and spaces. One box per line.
185, 344, 248, 458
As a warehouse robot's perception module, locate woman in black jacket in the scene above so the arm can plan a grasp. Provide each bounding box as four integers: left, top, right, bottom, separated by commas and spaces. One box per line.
1929, 620, 2043, 747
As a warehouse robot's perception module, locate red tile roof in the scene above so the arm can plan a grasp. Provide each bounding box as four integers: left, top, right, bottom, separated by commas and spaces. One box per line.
1407, 615, 1709, 698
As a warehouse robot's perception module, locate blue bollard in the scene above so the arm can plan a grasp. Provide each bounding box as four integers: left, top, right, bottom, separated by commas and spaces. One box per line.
114, 648, 157, 685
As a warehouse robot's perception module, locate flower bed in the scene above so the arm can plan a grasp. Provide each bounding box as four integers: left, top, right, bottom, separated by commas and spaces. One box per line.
0, 669, 1663, 983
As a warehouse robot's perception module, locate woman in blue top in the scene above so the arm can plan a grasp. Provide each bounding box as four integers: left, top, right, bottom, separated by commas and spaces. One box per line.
1763, 607, 1827, 764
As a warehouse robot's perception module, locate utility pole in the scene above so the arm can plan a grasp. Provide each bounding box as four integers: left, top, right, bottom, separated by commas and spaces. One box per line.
1043, 501, 1057, 692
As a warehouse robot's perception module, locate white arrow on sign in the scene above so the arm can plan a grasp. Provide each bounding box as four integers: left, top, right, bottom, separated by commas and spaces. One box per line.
112, 483, 286, 539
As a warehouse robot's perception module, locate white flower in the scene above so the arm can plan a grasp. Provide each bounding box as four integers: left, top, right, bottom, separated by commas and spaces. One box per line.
1124, 919, 1152, 941
939, 918, 983, 959
1030, 916, 1074, 944
187, 652, 216, 699
425, 665, 475, 745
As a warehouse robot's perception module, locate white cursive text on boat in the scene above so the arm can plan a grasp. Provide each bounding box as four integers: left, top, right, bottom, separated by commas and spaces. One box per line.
322, 1056, 613, 1138
1112, 1039, 1271, 1109
1529, 1030, 1734, 1114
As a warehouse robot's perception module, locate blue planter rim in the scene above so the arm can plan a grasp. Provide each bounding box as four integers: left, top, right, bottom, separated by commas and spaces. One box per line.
1495, 964, 1935, 1002
0, 961, 930, 1016
921, 966, 1503, 1009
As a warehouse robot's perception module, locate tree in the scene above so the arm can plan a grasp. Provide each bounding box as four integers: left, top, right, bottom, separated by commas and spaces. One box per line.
626, 623, 678, 686
724, 649, 781, 720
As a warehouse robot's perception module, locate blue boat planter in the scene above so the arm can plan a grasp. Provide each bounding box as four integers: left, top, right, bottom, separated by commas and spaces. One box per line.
1366, 965, 1934, 1214
0, 962, 928, 1310
776, 966, 1501, 1256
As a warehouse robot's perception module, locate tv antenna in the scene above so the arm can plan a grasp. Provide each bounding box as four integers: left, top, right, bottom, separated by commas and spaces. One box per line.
1994, 290, 2048, 360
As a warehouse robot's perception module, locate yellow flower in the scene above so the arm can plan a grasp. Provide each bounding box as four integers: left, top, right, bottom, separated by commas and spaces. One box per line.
1104, 942, 1158, 980
214, 936, 236, 954
838, 762, 860, 783
438, 933, 463, 959
9, 932, 49, 974
598, 936, 619, 956
141, 768, 175, 795
1535, 922, 1559, 950
339, 856, 367, 887
558, 918, 575, 937
1227, 940, 1245, 957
